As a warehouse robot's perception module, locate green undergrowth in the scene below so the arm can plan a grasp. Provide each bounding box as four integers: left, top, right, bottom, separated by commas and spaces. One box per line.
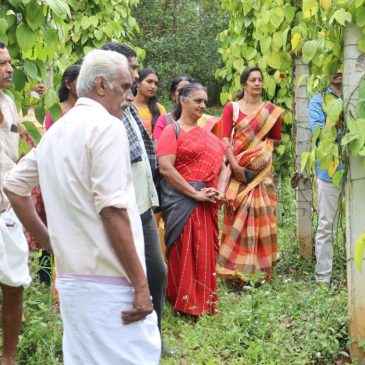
0, 178, 349, 364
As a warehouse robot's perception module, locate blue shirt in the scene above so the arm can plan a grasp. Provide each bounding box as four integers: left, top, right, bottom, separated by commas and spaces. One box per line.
309, 87, 342, 182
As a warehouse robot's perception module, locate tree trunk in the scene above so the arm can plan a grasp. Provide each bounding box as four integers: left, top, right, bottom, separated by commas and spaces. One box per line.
294, 58, 312, 258
343, 24, 365, 365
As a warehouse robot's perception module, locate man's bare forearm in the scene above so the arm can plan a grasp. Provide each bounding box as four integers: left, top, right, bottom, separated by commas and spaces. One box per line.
4, 189, 52, 253
100, 207, 148, 291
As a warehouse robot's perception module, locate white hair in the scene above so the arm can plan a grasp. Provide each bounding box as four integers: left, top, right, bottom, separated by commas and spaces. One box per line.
76, 49, 129, 97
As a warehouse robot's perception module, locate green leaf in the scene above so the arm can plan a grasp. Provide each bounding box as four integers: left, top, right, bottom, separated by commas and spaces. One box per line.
23, 60, 39, 80
303, 0, 318, 18
16, 23, 37, 53
43, 0, 71, 19
358, 35, 365, 53
354, 232, 365, 272
319, 155, 333, 170
265, 77, 276, 97
25, 1, 43, 31
22, 121, 42, 145
330, 8, 352, 26
44, 89, 59, 109
356, 100, 365, 118
349, 137, 365, 155
244, 47, 257, 61
233, 59, 245, 72
81, 16, 90, 30
302, 40, 318, 63
326, 98, 343, 124
301, 151, 310, 172
283, 5, 296, 23
12, 69, 27, 90
312, 126, 321, 148
260, 36, 271, 54
277, 144, 285, 156
358, 80, 365, 99
270, 8, 284, 30
332, 170, 343, 186
356, 6, 365, 27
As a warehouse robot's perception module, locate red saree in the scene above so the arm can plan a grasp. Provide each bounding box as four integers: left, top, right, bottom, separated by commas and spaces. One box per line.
216, 102, 284, 282
158, 125, 226, 315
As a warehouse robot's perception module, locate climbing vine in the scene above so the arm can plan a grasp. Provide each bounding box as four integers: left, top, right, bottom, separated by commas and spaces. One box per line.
217, 0, 365, 181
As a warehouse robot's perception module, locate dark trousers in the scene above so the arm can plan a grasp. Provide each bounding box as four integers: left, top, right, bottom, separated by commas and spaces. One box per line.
140, 208, 166, 332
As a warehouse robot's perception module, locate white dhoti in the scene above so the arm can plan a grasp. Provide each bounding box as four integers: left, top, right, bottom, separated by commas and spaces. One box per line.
0, 207, 31, 288
57, 278, 161, 365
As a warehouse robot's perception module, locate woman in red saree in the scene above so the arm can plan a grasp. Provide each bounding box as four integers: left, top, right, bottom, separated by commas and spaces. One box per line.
157, 83, 227, 317
216, 67, 284, 283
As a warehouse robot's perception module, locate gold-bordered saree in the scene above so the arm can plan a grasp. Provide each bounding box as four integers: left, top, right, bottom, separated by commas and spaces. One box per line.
216, 101, 284, 282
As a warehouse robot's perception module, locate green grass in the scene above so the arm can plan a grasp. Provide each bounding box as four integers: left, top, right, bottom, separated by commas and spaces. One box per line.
1, 177, 349, 364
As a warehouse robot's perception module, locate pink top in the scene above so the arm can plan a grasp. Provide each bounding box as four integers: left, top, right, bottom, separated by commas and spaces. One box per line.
153, 114, 170, 140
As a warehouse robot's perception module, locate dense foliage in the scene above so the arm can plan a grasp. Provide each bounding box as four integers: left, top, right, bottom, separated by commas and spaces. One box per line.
0, 0, 140, 122
132, 0, 227, 105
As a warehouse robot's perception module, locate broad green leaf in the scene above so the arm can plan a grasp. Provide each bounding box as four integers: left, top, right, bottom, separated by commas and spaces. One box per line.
244, 47, 257, 61
265, 77, 276, 97
260, 36, 271, 54
272, 32, 283, 50
303, 0, 318, 18
356, 6, 365, 27
16, 23, 37, 53
283, 5, 295, 23
49, 103, 62, 122
319, 155, 333, 170
349, 137, 365, 155
356, 100, 365, 118
81, 16, 90, 30
44, 89, 59, 109
302, 40, 318, 63
330, 8, 352, 26
270, 8, 284, 30
23, 60, 39, 80
233, 59, 244, 72
291, 33, 301, 50
89, 16, 99, 28
356, 0, 365, 7
12, 69, 27, 90
312, 126, 321, 149
301, 151, 310, 172
25, 1, 43, 31
22, 121, 42, 145
358, 80, 365, 99
326, 98, 343, 124
43, 0, 71, 19
266, 53, 282, 70
358, 35, 365, 53
332, 170, 343, 186
354, 232, 365, 272
277, 144, 285, 156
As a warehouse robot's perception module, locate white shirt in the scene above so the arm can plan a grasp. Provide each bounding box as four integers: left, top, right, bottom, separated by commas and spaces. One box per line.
124, 109, 158, 214
0, 90, 19, 212
4, 97, 145, 280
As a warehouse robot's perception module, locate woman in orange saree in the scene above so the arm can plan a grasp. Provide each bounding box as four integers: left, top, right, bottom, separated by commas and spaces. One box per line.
216, 67, 284, 283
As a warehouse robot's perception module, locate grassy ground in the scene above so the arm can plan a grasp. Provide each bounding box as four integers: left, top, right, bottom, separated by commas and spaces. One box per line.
1, 177, 350, 364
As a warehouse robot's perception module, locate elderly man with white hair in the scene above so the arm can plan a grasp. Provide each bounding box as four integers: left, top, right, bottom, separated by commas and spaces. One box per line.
4, 49, 161, 364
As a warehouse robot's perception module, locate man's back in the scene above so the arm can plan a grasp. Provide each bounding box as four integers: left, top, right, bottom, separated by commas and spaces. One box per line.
36, 97, 145, 279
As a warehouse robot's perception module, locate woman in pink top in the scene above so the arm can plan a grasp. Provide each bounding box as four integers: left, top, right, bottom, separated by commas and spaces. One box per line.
44, 64, 80, 130
152, 76, 192, 140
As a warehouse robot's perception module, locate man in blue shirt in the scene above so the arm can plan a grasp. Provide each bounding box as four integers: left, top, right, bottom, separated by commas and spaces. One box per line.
309, 72, 342, 284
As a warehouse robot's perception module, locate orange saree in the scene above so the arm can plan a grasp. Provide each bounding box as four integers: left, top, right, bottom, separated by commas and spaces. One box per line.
216, 102, 284, 282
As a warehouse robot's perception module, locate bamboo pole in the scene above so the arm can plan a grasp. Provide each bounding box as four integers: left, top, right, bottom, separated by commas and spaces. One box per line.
343, 24, 365, 365
294, 58, 312, 258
